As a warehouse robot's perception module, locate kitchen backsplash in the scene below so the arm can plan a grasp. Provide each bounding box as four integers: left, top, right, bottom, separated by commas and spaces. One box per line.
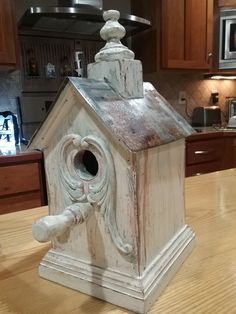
1, 67, 236, 124
145, 71, 236, 123
0, 71, 21, 114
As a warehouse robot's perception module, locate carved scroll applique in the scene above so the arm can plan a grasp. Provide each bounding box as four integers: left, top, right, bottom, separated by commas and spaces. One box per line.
58, 134, 133, 256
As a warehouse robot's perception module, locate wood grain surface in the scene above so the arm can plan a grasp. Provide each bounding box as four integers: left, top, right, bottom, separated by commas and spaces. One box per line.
1, 169, 236, 313
0, 151, 47, 214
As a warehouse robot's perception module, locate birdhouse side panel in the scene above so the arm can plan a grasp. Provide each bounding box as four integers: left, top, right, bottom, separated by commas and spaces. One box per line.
42, 103, 139, 275
136, 139, 186, 271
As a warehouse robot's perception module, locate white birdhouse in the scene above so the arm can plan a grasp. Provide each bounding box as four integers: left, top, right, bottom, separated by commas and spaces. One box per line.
29, 10, 195, 314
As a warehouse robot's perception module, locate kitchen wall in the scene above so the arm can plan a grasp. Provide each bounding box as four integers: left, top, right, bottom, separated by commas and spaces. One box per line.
0, 71, 21, 114
103, 0, 130, 11
6, 0, 130, 107
145, 71, 236, 124
8, 0, 236, 125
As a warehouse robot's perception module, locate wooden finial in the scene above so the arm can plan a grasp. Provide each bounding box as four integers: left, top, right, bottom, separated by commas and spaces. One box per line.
95, 10, 134, 62
88, 9, 143, 99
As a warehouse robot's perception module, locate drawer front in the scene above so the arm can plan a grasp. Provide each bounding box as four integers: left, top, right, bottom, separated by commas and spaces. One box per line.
186, 139, 222, 165
186, 161, 222, 177
0, 163, 40, 196
0, 191, 42, 214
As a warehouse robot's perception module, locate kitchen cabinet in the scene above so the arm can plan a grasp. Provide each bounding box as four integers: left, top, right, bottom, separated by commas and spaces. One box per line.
161, 0, 214, 69
0, 151, 47, 214
186, 131, 236, 177
222, 136, 236, 169
0, 0, 18, 68
130, 0, 157, 74
186, 134, 223, 176
131, 0, 214, 72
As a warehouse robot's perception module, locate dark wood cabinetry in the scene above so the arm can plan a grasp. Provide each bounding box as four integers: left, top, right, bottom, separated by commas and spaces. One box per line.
0, 0, 18, 68
0, 151, 47, 214
186, 134, 223, 176
222, 137, 236, 169
161, 0, 214, 69
131, 0, 157, 74
131, 0, 215, 71
186, 132, 236, 177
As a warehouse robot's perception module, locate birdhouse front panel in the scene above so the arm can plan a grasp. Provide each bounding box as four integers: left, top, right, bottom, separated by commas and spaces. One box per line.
35, 83, 141, 276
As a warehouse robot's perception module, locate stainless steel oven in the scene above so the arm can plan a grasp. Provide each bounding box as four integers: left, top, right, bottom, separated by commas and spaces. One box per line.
219, 8, 236, 69
18, 92, 56, 142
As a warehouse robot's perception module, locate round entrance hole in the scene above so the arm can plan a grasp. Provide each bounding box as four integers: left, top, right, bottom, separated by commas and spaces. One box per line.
75, 150, 99, 178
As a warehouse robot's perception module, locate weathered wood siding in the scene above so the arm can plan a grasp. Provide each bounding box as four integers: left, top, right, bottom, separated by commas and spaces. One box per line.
137, 139, 186, 271
36, 86, 139, 275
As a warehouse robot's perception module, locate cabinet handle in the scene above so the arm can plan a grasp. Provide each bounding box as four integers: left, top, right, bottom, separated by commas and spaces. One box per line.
207, 52, 213, 63
194, 150, 209, 155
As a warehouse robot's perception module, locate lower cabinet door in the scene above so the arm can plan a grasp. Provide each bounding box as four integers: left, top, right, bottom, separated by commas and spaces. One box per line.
0, 192, 42, 215
186, 161, 222, 177
0, 152, 47, 214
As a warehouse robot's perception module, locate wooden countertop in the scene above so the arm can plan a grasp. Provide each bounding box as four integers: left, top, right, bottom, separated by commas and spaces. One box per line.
1, 169, 236, 313
187, 128, 236, 141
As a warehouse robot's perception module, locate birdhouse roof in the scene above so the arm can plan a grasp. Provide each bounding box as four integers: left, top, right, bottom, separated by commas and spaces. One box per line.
29, 77, 194, 152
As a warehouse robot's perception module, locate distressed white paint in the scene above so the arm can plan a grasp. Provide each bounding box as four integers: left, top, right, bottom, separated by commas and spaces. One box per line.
30, 9, 195, 314
39, 225, 195, 314
32, 203, 93, 242
88, 10, 143, 98
31, 95, 195, 312
31, 86, 138, 275
88, 59, 143, 99
95, 10, 134, 62
57, 133, 133, 255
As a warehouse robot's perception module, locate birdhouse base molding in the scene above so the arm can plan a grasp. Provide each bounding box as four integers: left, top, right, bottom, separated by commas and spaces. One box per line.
38, 225, 195, 313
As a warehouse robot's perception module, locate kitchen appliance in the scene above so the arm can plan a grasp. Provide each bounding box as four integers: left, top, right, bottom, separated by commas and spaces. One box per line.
191, 106, 222, 127
74, 50, 84, 77
227, 98, 236, 119
18, 92, 56, 142
227, 115, 236, 128
219, 8, 236, 69
17, 0, 151, 39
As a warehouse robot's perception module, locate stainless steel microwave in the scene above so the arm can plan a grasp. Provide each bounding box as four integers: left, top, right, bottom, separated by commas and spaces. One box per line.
219, 8, 236, 69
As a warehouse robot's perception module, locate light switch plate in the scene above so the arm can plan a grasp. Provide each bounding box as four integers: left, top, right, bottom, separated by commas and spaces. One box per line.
178, 91, 186, 105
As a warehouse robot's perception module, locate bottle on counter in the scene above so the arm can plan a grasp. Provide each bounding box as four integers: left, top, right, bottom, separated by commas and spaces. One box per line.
27, 48, 39, 76
74, 51, 84, 77
45, 63, 56, 79
60, 55, 72, 77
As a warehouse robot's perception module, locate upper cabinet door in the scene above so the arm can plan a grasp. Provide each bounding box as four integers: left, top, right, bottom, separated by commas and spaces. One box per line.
0, 0, 18, 67
161, 0, 214, 69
